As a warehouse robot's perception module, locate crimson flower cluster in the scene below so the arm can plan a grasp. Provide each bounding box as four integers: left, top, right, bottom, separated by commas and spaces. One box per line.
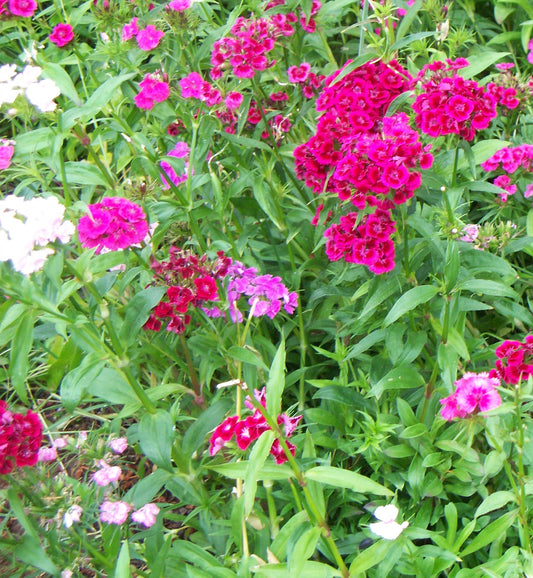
145, 249, 230, 334
481, 144, 533, 202
413, 58, 497, 141
144, 250, 298, 332
294, 60, 431, 274
209, 388, 301, 464
491, 335, 533, 384
77, 196, 149, 253
0, 401, 43, 474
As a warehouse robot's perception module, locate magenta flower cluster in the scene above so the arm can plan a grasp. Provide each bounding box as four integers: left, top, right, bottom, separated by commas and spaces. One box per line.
481, 144, 533, 202
160, 141, 190, 189
77, 196, 149, 253
134, 72, 170, 110
209, 388, 301, 464
121, 18, 165, 51
440, 372, 501, 421
145, 249, 298, 333
179, 72, 223, 107
0, 0, 37, 17
294, 60, 431, 274
0, 401, 43, 474
413, 58, 497, 141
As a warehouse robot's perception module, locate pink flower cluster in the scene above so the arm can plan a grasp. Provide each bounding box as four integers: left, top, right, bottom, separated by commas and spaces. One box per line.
77, 196, 149, 253
440, 372, 501, 421
287, 62, 323, 98
144, 250, 298, 333
0, 401, 43, 474
210, 12, 295, 80
265, 0, 321, 34
134, 72, 170, 110
145, 249, 231, 334
160, 141, 190, 189
121, 18, 165, 51
0, 139, 14, 169
481, 144, 533, 202
209, 388, 301, 464
100, 500, 160, 527
491, 335, 533, 384
49, 23, 74, 47
0, 0, 37, 17
179, 72, 222, 106
413, 59, 497, 141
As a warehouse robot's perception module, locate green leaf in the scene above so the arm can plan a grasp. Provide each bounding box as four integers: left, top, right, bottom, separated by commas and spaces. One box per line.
399, 423, 428, 439
266, 337, 286, 416
271, 511, 310, 561
328, 53, 379, 86
13, 536, 59, 576
182, 398, 233, 457
460, 510, 517, 557
344, 329, 387, 361
460, 51, 510, 78
60, 354, 105, 411
370, 365, 425, 398
169, 540, 236, 576
139, 410, 175, 471
119, 286, 166, 346
114, 541, 132, 578
227, 345, 269, 371
9, 310, 34, 404
42, 62, 81, 105
220, 131, 272, 152
244, 430, 275, 516
349, 539, 394, 575
64, 161, 109, 186
254, 562, 341, 577
125, 469, 173, 509
458, 279, 518, 300
209, 462, 294, 481
90, 368, 139, 405
383, 285, 440, 326
474, 491, 516, 519
288, 527, 322, 577
390, 31, 436, 51
305, 466, 393, 496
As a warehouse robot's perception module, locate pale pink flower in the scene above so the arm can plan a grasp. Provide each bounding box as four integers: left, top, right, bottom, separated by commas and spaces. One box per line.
92, 460, 122, 486
131, 503, 160, 527
0, 141, 14, 170
136, 25, 165, 51
99, 501, 131, 525
109, 437, 128, 454
53, 437, 68, 448
63, 504, 83, 528
37, 446, 57, 462
61, 571, 73, 578
524, 183, 533, 199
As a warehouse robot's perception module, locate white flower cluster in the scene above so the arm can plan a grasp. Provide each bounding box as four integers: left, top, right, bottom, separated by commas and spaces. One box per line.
0, 64, 61, 112
369, 504, 409, 540
0, 195, 74, 275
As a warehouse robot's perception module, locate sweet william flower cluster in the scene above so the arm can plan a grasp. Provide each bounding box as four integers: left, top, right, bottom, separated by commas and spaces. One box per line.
440, 372, 502, 421
77, 196, 148, 253
0, 195, 74, 274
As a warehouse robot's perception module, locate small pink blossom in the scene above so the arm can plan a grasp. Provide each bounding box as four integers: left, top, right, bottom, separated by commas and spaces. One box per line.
0, 141, 14, 170
92, 460, 122, 486
287, 63, 311, 84
168, 0, 191, 9
108, 437, 128, 454
122, 17, 138, 41
495, 62, 514, 71
524, 183, 533, 199
225, 91, 243, 110
136, 25, 165, 51
8, 0, 37, 17
37, 446, 57, 462
99, 500, 131, 525
49, 23, 74, 47
53, 437, 68, 449
131, 503, 160, 527
439, 372, 501, 421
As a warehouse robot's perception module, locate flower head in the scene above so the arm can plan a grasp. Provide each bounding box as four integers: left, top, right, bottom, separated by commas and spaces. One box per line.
369, 504, 408, 540
131, 503, 160, 527
99, 501, 131, 525
439, 372, 501, 420
50, 23, 74, 47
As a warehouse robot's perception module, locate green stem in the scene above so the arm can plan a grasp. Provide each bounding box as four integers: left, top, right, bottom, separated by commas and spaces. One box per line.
179, 333, 204, 406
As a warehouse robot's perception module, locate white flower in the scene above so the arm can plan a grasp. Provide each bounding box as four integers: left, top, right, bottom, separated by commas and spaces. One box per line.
0, 64, 17, 83
25, 78, 61, 112
63, 505, 83, 529
369, 504, 408, 540
13, 66, 42, 89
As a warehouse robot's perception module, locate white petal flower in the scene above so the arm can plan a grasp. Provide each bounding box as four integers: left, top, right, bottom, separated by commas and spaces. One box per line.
25, 78, 61, 112
369, 504, 408, 540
